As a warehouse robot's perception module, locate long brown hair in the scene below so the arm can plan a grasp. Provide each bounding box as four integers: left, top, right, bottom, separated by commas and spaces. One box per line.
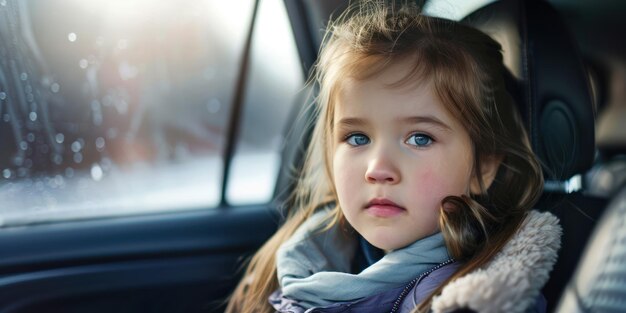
226, 1, 543, 312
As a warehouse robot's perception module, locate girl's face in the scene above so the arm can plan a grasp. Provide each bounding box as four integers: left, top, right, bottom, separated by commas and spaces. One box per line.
332, 60, 476, 251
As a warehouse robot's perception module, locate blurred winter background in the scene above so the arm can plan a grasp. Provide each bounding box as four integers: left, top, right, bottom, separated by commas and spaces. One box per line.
0, 0, 302, 226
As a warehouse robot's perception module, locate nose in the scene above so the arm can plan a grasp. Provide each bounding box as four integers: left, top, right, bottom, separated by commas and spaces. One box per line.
365, 153, 400, 184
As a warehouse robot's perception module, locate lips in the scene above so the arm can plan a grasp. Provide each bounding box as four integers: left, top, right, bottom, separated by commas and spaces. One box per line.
365, 198, 406, 217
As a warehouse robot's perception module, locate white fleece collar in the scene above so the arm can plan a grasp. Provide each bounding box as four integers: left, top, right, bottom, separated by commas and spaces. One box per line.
432, 210, 562, 313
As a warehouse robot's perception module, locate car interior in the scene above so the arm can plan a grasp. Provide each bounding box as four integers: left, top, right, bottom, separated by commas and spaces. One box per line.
0, 0, 625, 312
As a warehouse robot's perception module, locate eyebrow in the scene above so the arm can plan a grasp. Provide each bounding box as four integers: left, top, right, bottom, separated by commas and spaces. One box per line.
400, 116, 452, 131
336, 115, 452, 131
336, 117, 368, 127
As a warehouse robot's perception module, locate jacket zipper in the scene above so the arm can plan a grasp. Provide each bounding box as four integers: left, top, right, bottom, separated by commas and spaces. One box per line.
389, 258, 455, 313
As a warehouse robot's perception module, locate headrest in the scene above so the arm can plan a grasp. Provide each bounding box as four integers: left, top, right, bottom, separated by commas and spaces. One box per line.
463, 0, 596, 181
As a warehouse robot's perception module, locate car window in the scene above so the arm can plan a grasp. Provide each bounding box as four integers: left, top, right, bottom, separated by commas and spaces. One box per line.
0, 0, 302, 226
227, 0, 304, 205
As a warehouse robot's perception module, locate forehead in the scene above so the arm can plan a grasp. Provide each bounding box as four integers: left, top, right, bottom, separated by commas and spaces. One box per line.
334, 59, 451, 121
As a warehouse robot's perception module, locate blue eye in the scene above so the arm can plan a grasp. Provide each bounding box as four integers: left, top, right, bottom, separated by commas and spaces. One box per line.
346, 134, 370, 146
406, 133, 433, 147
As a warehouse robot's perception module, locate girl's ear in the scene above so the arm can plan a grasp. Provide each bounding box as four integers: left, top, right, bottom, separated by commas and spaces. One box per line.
470, 155, 503, 194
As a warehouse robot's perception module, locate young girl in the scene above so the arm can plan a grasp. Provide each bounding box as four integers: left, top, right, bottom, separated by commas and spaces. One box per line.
227, 1, 561, 312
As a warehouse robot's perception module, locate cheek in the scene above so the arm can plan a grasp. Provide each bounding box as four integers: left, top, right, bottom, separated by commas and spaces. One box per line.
333, 151, 357, 203
412, 165, 469, 208
414, 169, 448, 207
333, 157, 364, 228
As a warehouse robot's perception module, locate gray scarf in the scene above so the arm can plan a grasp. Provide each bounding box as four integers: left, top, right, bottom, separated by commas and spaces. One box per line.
276, 209, 451, 308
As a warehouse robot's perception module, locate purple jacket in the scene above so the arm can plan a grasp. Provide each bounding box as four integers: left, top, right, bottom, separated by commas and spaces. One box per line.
269, 261, 547, 313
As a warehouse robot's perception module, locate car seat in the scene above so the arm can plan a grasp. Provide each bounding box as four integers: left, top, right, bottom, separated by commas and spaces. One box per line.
461, 0, 601, 310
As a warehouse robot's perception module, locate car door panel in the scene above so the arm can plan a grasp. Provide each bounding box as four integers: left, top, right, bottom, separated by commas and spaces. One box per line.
0, 206, 278, 312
